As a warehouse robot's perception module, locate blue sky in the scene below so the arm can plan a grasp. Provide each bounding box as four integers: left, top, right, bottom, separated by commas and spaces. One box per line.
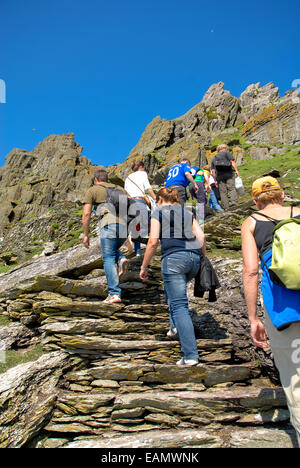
0, 0, 299, 168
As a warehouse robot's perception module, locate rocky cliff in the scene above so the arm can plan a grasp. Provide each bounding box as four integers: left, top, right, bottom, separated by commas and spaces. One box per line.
0, 80, 299, 256
107, 81, 300, 185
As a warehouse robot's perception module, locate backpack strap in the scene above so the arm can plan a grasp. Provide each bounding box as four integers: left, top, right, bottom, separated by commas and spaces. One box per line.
253, 211, 277, 224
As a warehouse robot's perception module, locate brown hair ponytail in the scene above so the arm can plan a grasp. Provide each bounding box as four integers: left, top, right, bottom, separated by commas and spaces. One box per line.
156, 188, 180, 205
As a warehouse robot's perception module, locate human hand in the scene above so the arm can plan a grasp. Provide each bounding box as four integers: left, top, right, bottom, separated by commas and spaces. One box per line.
83, 236, 90, 249
140, 266, 149, 281
250, 320, 268, 349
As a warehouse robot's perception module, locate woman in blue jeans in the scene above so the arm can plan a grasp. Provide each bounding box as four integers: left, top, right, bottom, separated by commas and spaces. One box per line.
140, 188, 206, 367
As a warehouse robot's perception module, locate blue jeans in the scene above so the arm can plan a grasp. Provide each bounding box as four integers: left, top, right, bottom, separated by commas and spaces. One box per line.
100, 223, 127, 297
162, 251, 201, 360
209, 189, 222, 211
130, 199, 149, 255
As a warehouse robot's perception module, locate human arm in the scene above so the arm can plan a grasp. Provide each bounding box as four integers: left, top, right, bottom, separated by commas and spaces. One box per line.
231, 160, 240, 177
140, 217, 160, 281
241, 218, 268, 348
211, 166, 218, 186
147, 187, 157, 201
82, 203, 92, 249
185, 172, 199, 193
192, 218, 206, 255
204, 172, 211, 192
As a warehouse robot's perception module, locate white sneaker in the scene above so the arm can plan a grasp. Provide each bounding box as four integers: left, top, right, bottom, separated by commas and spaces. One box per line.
176, 358, 199, 367
167, 328, 178, 337
103, 295, 122, 304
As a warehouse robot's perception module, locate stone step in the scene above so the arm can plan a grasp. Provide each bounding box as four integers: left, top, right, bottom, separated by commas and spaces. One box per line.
42, 334, 233, 364
63, 429, 223, 448
33, 300, 169, 322
65, 360, 259, 387
40, 317, 172, 340
62, 427, 298, 449
44, 386, 289, 442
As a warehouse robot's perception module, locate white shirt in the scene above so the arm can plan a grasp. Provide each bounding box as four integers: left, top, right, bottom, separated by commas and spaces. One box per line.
124, 171, 151, 198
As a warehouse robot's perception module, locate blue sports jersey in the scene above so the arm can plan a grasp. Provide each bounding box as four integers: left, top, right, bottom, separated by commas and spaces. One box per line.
190, 166, 200, 177
165, 163, 192, 188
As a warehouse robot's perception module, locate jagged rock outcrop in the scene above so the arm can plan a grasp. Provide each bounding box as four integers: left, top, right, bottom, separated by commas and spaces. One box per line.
242, 103, 300, 145
237, 82, 280, 125
201, 81, 240, 130
0, 133, 101, 230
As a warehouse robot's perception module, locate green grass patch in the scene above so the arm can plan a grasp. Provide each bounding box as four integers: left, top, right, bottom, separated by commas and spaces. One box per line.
0, 264, 15, 274
206, 247, 242, 260
0, 344, 45, 374
72, 208, 84, 217
239, 150, 300, 201
0, 315, 11, 326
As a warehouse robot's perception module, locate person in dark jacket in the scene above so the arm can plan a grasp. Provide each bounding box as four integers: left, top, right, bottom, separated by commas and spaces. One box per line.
211, 144, 240, 210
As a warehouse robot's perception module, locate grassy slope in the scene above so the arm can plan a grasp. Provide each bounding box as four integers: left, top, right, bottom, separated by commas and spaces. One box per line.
239, 149, 300, 201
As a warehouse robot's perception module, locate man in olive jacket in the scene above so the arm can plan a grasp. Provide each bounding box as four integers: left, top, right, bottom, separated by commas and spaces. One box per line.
82, 169, 129, 304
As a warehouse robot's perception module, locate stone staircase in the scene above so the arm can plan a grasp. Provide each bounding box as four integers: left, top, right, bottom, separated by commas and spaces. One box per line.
1, 251, 298, 448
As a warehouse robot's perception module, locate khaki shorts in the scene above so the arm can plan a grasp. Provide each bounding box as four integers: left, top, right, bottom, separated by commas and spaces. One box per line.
264, 309, 300, 445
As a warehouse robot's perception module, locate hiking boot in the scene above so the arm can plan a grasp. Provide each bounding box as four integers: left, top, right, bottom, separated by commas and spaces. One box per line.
176, 358, 199, 367
103, 295, 122, 304
167, 328, 178, 337
118, 258, 129, 280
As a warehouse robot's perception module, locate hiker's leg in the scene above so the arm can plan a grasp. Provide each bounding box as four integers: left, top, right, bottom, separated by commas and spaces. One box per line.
195, 203, 205, 225
135, 199, 149, 240
164, 283, 176, 330
209, 188, 222, 211
162, 252, 199, 361
134, 241, 142, 256
189, 184, 196, 200
195, 183, 206, 224
227, 176, 238, 206
100, 224, 122, 297
264, 310, 300, 445
176, 186, 187, 207
218, 179, 230, 210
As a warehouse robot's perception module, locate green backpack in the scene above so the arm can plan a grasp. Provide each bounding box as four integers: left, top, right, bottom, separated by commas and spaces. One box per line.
256, 207, 300, 290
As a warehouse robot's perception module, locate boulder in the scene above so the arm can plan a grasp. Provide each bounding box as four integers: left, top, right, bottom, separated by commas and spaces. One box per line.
249, 146, 272, 160
0, 323, 35, 350
0, 352, 70, 448
0, 238, 102, 298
